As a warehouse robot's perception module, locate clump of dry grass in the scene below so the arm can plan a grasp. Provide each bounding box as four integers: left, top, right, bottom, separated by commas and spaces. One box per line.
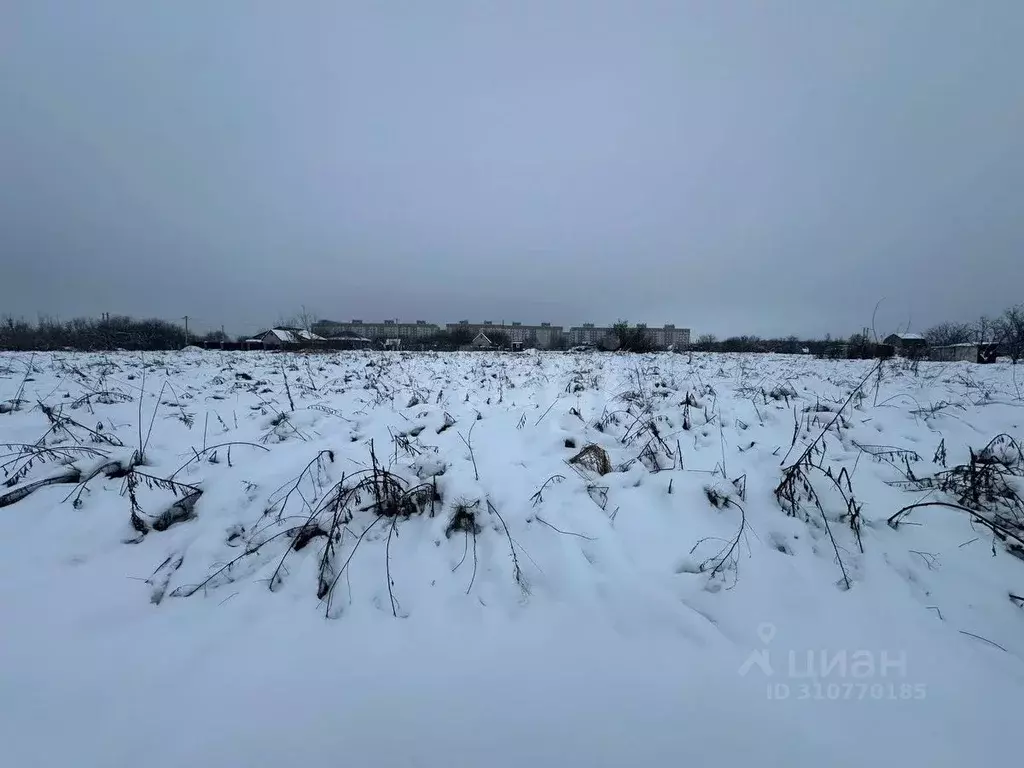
445, 500, 481, 538
569, 443, 613, 475
889, 433, 1024, 560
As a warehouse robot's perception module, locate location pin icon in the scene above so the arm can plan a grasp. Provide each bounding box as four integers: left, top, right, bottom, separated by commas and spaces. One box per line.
757, 623, 776, 645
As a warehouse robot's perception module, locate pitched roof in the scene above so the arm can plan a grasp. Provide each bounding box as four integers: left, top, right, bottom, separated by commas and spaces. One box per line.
892, 333, 925, 341
326, 330, 371, 342
263, 328, 325, 343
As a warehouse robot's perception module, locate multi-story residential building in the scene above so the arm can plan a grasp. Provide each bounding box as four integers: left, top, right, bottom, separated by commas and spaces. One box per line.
567, 323, 691, 350
312, 317, 687, 350
314, 319, 441, 342
567, 323, 613, 347
445, 320, 564, 349
651, 324, 691, 349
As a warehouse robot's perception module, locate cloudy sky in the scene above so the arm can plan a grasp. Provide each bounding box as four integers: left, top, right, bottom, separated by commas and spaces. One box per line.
2, 1, 1021, 338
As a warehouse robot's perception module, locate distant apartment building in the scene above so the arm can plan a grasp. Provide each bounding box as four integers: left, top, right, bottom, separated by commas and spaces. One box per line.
445, 320, 564, 349
567, 323, 690, 350
651, 324, 691, 349
314, 319, 441, 341
310, 317, 687, 350
567, 323, 614, 347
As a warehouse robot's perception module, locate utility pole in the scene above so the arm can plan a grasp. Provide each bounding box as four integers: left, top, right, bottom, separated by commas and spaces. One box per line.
182, 315, 189, 346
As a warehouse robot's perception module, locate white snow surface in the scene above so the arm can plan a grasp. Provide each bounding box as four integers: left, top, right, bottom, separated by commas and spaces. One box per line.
1, 350, 1023, 767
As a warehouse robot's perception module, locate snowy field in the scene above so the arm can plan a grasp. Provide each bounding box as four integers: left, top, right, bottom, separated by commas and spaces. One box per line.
2, 349, 1023, 767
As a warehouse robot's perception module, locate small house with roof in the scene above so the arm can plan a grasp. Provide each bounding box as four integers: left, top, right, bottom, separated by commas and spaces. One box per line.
883, 333, 928, 358
471, 332, 493, 349
252, 328, 326, 349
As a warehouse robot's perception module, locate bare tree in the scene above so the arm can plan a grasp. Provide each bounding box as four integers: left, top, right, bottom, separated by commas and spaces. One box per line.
487, 330, 510, 348
612, 320, 655, 352
975, 315, 995, 344
694, 333, 718, 352
297, 305, 318, 336
924, 321, 973, 346
995, 305, 1024, 363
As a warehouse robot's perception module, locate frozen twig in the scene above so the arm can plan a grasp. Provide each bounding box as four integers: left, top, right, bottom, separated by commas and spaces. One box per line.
458, 421, 479, 482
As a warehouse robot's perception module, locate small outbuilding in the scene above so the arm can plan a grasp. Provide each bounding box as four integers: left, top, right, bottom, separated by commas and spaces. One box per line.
883, 333, 928, 358
930, 342, 999, 364
254, 328, 326, 349
471, 332, 493, 348
325, 331, 373, 350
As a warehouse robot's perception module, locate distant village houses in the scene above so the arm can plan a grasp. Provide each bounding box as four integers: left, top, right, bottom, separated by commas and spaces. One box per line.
244, 327, 371, 350
247, 328, 326, 348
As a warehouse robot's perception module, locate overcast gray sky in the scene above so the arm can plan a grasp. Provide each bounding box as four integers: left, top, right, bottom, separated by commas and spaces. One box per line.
2, 1, 1021, 338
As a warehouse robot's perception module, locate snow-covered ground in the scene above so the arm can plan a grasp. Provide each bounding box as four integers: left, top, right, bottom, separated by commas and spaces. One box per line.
2, 349, 1022, 767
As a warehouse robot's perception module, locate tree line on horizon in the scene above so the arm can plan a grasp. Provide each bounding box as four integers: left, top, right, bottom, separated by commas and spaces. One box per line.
1, 304, 1022, 361
692, 305, 1024, 363
0, 314, 227, 352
